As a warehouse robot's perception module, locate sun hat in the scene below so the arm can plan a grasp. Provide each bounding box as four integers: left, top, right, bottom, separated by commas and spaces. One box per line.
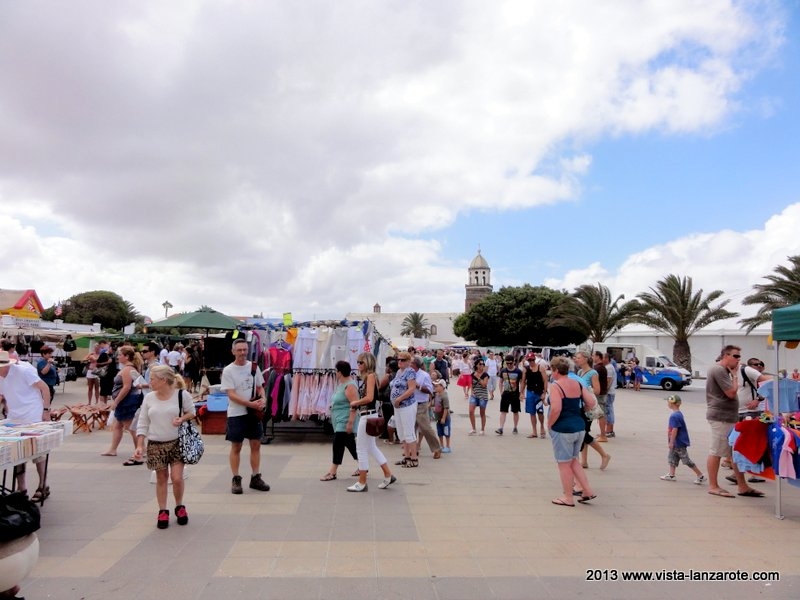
0, 351, 19, 366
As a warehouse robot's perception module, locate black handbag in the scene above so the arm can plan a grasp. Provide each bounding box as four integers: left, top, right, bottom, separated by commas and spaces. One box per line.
0, 491, 41, 542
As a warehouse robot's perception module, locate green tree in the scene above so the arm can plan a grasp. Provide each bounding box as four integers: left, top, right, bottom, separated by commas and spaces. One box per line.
629, 275, 737, 372
453, 285, 584, 347
740, 255, 800, 332
41, 290, 140, 330
400, 312, 431, 338
547, 282, 637, 343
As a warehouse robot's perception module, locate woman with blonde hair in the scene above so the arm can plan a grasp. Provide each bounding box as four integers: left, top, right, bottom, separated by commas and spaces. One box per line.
133, 365, 195, 529
348, 352, 396, 492
101, 345, 144, 464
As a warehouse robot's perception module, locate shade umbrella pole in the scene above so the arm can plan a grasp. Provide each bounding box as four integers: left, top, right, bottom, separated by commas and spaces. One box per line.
774, 341, 783, 519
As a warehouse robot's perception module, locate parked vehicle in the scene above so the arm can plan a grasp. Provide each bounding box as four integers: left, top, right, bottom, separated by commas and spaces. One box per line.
592, 343, 692, 391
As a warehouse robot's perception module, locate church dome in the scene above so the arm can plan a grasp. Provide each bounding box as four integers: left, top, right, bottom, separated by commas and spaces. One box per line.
469, 250, 489, 269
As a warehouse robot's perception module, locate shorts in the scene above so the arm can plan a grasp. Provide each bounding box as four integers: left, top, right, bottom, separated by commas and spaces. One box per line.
667, 446, 696, 469
146, 438, 183, 471
436, 414, 451, 438
499, 391, 521, 413
469, 395, 488, 409
487, 375, 497, 392
707, 420, 735, 458
596, 394, 608, 412
550, 430, 584, 463
525, 390, 543, 414
225, 414, 264, 443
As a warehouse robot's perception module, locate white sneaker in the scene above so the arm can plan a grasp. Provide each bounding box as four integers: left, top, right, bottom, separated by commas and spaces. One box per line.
478, 431, 485, 436
468, 430, 477, 436
378, 475, 397, 489
694, 475, 706, 485
660, 474, 676, 481
347, 482, 368, 492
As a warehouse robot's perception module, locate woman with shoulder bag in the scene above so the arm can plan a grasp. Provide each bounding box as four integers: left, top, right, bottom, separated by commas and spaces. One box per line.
133, 365, 195, 529
101, 346, 144, 464
348, 353, 396, 492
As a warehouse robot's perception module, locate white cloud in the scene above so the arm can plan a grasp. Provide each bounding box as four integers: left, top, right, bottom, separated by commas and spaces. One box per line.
544, 202, 800, 326
0, 1, 786, 320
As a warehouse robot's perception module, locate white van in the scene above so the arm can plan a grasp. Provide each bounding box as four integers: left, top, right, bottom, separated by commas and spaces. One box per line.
592, 343, 692, 391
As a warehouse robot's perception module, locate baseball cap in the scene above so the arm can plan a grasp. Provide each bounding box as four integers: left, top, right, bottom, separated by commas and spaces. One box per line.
666, 394, 682, 404
525, 352, 536, 360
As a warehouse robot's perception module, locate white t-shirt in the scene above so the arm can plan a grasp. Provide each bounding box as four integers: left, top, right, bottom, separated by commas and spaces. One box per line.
221, 361, 263, 418
485, 357, 498, 377
738, 365, 764, 412
167, 350, 183, 368
0, 361, 47, 423
136, 389, 196, 442
159, 348, 169, 365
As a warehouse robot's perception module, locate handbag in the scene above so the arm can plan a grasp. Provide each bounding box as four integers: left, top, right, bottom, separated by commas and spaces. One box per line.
0, 491, 41, 542
177, 390, 204, 464
365, 416, 385, 437
246, 362, 265, 422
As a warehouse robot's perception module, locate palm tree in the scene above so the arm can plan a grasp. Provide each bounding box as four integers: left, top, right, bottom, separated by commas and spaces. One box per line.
547, 283, 637, 343
740, 255, 800, 332
629, 274, 738, 372
400, 312, 431, 338
162, 300, 173, 318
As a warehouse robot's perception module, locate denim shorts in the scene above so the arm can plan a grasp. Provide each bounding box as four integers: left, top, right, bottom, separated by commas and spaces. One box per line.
469, 396, 488, 409
550, 430, 584, 463
436, 414, 451, 438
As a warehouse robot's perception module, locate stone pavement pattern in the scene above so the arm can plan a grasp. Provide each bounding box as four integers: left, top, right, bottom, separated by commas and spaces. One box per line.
17, 381, 800, 599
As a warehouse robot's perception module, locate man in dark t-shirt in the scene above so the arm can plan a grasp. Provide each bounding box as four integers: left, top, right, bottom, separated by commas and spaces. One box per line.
495, 356, 523, 435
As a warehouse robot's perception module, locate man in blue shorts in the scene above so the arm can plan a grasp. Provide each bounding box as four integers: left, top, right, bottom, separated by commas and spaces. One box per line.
521, 352, 549, 438
221, 338, 270, 495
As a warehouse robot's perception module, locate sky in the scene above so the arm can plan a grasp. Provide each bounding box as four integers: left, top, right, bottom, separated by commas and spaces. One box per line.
1, 0, 798, 327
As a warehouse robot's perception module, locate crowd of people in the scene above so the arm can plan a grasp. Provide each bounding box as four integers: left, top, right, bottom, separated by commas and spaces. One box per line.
0, 337, 784, 532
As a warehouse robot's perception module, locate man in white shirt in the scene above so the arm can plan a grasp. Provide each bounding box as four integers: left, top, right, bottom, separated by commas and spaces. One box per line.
167, 344, 184, 373
158, 345, 169, 366
603, 353, 617, 438
0, 350, 52, 499
485, 350, 499, 400
411, 357, 442, 458
731, 357, 771, 484
221, 338, 269, 495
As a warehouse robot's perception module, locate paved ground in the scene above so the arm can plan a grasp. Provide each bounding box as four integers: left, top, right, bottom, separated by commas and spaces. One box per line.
15, 380, 800, 599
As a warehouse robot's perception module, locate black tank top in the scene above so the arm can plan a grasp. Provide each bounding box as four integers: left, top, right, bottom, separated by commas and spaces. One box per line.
525, 366, 545, 394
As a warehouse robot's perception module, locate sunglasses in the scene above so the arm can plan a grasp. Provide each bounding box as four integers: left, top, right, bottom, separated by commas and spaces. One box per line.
357, 360, 365, 365
751, 362, 764, 368
729, 354, 741, 359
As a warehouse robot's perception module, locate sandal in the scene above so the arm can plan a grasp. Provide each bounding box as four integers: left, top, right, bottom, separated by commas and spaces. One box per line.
122, 458, 144, 466
394, 458, 408, 466
351, 469, 361, 477
319, 472, 337, 481
31, 486, 50, 502
401, 459, 419, 468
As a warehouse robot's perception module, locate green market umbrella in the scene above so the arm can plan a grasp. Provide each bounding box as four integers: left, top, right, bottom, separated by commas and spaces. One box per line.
147, 308, 242, 332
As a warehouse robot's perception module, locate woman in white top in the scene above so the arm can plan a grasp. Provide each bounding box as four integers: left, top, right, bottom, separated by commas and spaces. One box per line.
133, 365, 196, 530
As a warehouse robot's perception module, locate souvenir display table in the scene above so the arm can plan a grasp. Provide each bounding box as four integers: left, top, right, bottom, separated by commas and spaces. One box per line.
0, 421, 66, 501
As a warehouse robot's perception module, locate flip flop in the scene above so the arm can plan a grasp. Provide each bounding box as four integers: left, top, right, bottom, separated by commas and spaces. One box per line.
738, 489, 765, 498
551, 498, 574, 507
708, 489, 735, 498
122, 458, 143, 466
319, 473, 337, 481
100, 453, 117, 457
577, 494, 597, 504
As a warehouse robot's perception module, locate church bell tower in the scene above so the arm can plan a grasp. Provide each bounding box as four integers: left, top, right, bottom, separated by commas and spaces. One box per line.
465, 249, 493, 311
